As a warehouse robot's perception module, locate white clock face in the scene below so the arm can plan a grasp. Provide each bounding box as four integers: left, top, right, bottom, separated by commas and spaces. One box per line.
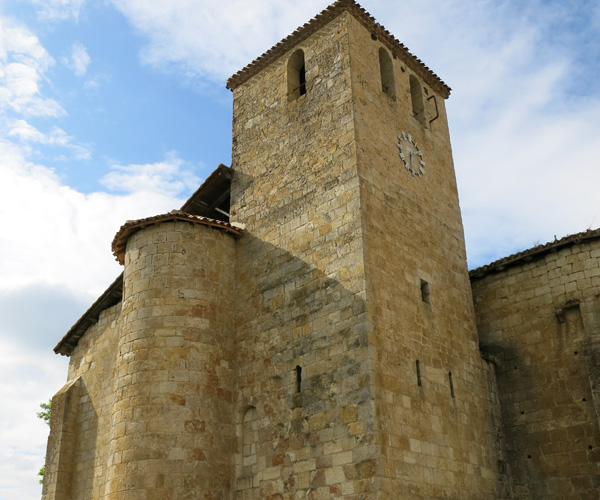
397, 132, 425, 177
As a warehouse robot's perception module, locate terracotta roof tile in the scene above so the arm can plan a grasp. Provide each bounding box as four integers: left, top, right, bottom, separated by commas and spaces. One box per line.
226, 0, 451, 98
111, 210, 243, 265
469, 228, 600, 281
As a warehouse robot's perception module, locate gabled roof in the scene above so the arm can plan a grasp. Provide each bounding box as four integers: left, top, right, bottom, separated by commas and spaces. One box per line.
54, 273, 123, 356
226, 0, 451, 98
180, 164, 232, 219
112, 210, 242, 265
469, 229, 600, 281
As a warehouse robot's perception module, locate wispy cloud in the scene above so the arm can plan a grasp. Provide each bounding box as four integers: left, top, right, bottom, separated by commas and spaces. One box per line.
0, 19, 64, 117
109, 0, 331, 85
62, 41, 90, 76
101, 0, 600, 265
100, 152, 201, 198
26, 0, 85, 21
0, 3, 599, 498
364, 0, 600, 266
7, 120, 92, 160
0, 142, 193, 296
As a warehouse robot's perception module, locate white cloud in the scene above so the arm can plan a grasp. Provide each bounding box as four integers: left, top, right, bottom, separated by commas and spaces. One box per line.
62, 41, 90, 76
0, 141, 197, 500
363, 0, 600, 266
0, 337, 64, 500
109, 0, 331, 84
6, 119, 91, 159
27, 0, 85, 21
0, 9, 201, 500
0, 2, 599, 498
0, 19, 64, 117
100, 151, 201, 198
0, 142, 196, 296
103, 0, 600, 266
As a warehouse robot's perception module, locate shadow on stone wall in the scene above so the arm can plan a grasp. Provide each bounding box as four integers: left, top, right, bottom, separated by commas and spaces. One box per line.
72, 378, 99, 498
232, 229, 376, 496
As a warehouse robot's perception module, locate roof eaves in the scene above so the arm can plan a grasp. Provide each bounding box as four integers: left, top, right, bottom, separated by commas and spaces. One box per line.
54, 273, 123, 356
469, 228, 600, 281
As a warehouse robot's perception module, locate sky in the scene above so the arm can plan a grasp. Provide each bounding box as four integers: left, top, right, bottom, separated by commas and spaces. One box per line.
0, 0, 598, 498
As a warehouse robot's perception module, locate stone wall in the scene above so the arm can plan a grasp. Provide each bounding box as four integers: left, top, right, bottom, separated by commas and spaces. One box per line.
347, 14, 512, 499
42, 5, 600, 500
43, 221, 237, 500
42, 303, 121, 500
104, 221, 237, 500
472, 240, 600, 499
230, 12, 376, 499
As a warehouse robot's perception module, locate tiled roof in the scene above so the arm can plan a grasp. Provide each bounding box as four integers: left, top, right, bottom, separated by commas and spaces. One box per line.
226, 0, 451, 98
469, 229, 600, 281
112, 210, 243, 265
54, 273, 123, 356
179, 164, 231, 219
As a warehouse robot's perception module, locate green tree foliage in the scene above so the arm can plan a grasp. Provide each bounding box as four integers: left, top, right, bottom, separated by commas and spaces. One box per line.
37, 400, 51, 484
37, 400, 51, 425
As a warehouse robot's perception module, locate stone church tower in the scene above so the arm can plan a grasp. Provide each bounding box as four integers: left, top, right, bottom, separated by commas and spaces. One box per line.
225, 1, 509, 498
41, 1, 600, 499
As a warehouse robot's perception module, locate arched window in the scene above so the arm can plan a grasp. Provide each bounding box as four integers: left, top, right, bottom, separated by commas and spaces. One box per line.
410, 75, 426, 127
236, 406, 258, 494
288, 49, 306, 101
379, 48, 395, 97
241, 407, 258, 470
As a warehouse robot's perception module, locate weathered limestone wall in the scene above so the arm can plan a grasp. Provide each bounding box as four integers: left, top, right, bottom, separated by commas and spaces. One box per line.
230, 13, 376, 499
472, 240, 600, 499
103, 222, 237, 499
347, 15, 511, 498
42, 303, 121, 500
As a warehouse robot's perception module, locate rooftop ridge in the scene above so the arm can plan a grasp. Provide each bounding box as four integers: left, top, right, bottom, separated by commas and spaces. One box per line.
226, 0, 451, 98
469, 228, 600, 281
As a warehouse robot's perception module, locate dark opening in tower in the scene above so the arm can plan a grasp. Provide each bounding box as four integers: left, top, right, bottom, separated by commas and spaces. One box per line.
288, 49, 307, 101
379, 48, 395, 97
410, 74, 426, 127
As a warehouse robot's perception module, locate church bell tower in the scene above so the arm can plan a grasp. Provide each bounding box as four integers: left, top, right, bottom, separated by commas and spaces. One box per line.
227, 1, 510, 498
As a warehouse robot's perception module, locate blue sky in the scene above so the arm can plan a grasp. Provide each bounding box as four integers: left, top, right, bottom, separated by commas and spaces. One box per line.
0, 1, 599, 498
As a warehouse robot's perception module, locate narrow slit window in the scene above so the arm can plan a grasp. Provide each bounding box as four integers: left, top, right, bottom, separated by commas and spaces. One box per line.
241, 407, 258, 475
449, 372, 455, 398
379, 48, 395, 97
410, 75, 426, 127
295, 365, 302, 393
288, 49, 307, 101
416, 360, 422, 387
420, 279, 430, 304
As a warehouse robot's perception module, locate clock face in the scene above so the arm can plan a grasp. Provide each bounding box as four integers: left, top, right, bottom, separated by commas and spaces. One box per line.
397, 132, 425, 177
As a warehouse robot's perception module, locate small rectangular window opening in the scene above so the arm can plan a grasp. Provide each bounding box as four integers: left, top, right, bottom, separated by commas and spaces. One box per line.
295, 365, 302, 393
420, 280, 430, 304
416, 360, 422, 387
449, 372, 455, 398
299, 64, 306, 96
